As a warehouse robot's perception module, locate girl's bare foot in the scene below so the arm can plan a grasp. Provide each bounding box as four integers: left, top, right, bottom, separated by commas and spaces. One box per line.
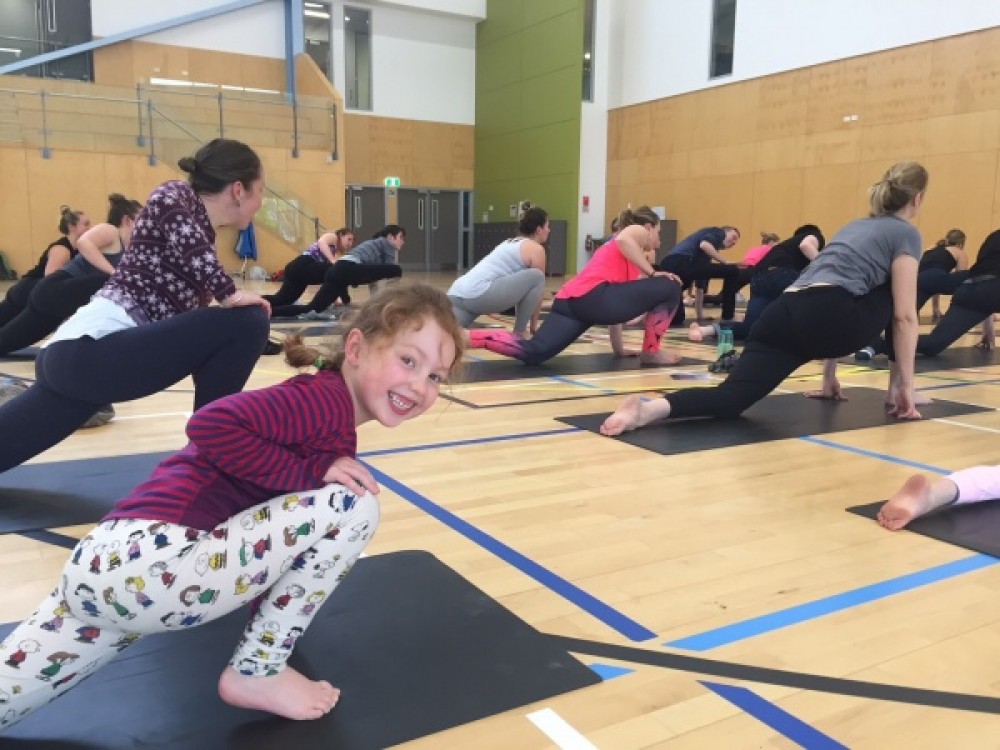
639, 349, 682, 366
877, 475, 935, 531
219, 665, 340, 720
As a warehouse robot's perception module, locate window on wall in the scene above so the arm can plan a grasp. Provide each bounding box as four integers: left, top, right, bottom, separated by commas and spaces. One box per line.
709, 0, 736, 78
344, 6, 372, 111
303, 1, 332, 80
582, 0, 595, 102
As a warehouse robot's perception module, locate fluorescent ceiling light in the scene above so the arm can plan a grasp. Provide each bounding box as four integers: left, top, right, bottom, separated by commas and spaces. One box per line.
0, 47, 22, 57
304, 2, 326, 7
304, 9, 330, 18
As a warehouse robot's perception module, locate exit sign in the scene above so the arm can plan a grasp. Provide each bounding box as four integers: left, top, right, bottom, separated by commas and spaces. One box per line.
383, 176, 401, 187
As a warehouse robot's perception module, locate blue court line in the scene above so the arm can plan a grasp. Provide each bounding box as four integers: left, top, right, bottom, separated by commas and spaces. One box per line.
667, 554, 997, 651
358, 427, 580, 458
701, 681, 848, 750
546, 374, 616, 394
589, 663, 634, 680
798, 436, 951, 475
365, 465, 658, 642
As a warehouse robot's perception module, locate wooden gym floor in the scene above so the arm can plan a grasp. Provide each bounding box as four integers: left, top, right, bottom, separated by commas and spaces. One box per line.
2, 272, 1000, 748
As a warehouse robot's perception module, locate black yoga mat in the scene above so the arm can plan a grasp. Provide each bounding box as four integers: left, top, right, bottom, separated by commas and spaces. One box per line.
462, 352, 709, 383
559, 388, 991, 456
848, 500, 1000, 558
0, 347, 40, 361
0, 452, 172, 533
0, 551, 600, 749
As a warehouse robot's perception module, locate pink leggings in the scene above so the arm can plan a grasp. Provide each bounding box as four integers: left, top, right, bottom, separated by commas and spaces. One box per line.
948, 465, 1000, 505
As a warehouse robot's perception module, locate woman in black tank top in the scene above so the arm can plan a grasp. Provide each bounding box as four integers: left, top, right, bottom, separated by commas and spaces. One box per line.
918, 229, 1000, 356
918, 229, 968, 321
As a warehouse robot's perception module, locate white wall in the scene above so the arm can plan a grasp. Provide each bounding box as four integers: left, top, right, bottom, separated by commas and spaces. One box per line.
91, 0, 287, 59
577, 0, 612, 270
330, 1, 477, 123
612, 0, 1000, 108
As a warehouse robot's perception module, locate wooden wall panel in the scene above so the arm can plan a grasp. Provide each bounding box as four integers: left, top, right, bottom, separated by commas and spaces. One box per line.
751, 168, 805, 242
919, 150, 997, 258
608, 28, 1000, 253
0, 149, 32, 270
804, 57, 867, 136
755, 69, 809, 141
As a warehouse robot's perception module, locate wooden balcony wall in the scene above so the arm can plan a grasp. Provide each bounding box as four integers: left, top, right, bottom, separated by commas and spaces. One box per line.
0, 42, 345, 275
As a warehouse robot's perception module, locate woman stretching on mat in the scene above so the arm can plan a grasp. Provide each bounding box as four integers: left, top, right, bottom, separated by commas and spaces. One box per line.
855, 228, 972, 360
468, 205, 684, 365
263, 228, 355, 310
448, 205, 548, 336
0, 206, 91, 327
0, 193, 142, 356
269, 226, 405, 319
688, 224, 825, 345
915, 228, 1000, 357
876, 466, 1000, 531
600, 161, 929, 435
0, 138, 272, 475
0, 284, 463, 731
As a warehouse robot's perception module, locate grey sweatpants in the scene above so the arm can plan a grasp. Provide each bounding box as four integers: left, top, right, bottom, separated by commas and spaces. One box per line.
449, 268, 545, 333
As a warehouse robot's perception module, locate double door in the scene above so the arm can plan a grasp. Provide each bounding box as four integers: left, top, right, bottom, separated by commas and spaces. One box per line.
397, 189, 462, 272
345, 185, 386, 246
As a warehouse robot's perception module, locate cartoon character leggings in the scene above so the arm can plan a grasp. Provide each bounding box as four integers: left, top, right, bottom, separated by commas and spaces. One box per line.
0, 484, 379, 730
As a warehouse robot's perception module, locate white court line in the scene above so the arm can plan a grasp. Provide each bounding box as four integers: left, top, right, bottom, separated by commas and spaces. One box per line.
526, 708, 598, 750
933, 417, 1000, 435
112, 411, 193, 421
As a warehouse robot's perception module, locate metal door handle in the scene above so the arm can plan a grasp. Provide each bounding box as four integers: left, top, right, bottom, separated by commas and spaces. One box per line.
418, 198, 425, 230
46, 0, 57, 33
431, 200, 439, 230
354, 195, 362, 228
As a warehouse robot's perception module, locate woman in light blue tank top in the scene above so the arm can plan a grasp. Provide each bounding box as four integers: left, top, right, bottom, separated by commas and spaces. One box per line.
448, 207, 549, 335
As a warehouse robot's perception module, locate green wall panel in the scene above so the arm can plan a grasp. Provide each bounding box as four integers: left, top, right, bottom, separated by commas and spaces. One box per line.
475, 0, 585, 272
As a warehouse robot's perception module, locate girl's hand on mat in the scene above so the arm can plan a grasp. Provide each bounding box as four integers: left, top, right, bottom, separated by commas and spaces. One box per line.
975, 336, 995, 351
324, 457, 380, 497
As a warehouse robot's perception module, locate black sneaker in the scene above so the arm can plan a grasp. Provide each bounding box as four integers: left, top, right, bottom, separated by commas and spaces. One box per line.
854, 346, 875, 362
262, 340, 282, 356
708, 349, 740, 373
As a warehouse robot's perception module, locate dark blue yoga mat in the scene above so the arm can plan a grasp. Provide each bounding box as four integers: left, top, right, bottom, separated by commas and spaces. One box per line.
0, 551, 600, 749
0, 452, 172, 533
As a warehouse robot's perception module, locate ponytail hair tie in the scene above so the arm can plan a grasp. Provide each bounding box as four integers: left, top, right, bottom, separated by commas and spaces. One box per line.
314, 357, 326, 369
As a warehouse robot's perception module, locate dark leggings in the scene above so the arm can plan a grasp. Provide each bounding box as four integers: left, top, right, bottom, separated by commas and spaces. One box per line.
264, 256, 331, 309
494, 278, 681, 365
721, 267, 799, 340
917, 276, 1000, 356
865, 269, 970, 355
667, 285, 894, 419
0, 271, 107, 355
270, 260, 402, 318
660, 255, 741, 324
0, 305, 270, 474
0, 276, 40, 327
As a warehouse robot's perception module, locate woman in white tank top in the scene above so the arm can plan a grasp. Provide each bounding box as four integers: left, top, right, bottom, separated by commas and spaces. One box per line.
448, 206, 549, 336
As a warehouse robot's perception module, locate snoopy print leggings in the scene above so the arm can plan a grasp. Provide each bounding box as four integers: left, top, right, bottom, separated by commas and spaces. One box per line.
0, 484, 379, 729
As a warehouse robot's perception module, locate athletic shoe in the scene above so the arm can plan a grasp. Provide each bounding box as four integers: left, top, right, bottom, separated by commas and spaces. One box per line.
708, 350, 740, 373
262, 340, 283, 355
855, 346, 875, 362
81, 404, 115, 429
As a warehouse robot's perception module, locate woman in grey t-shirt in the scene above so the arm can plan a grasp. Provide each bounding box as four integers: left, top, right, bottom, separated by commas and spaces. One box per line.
601, 161, 928, 435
